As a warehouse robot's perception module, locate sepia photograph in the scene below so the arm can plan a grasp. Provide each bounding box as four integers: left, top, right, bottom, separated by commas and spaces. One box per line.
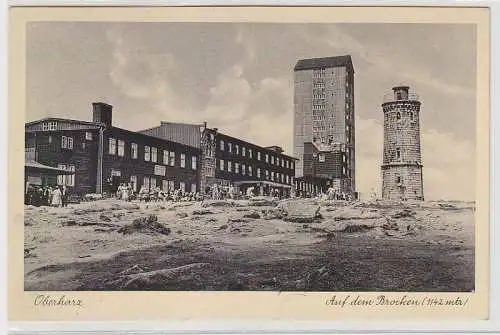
21, 20, 479, 293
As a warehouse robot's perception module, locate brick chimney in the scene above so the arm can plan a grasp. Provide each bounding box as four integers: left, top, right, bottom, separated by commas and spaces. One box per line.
92, 102, 113, 128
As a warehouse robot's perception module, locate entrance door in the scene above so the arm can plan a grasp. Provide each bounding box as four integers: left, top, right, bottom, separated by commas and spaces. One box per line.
111, 176, 121, 194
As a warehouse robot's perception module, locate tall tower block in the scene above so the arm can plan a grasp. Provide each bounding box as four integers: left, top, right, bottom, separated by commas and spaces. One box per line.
293, 56, 355, 195
381, 85, 424, 201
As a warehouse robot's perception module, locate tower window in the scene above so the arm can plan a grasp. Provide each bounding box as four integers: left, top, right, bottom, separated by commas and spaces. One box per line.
396, 148, 401, 160
410, 112, 414, 120
396, 176, 402, 184
396, 112, 401, 120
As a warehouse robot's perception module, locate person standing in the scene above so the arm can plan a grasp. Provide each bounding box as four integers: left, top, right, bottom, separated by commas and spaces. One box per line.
51, 186, 63, 207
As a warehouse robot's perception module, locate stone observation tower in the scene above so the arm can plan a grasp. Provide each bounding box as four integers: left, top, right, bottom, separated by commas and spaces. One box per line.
381, 85, 424, 201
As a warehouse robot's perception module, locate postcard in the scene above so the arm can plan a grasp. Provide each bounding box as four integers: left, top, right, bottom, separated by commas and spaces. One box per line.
8, 5, 490, 322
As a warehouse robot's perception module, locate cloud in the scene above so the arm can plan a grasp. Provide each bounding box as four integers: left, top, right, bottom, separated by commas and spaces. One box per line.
355, 118, 475, 201
105, 27, 191, 128
305, 25, 475, 99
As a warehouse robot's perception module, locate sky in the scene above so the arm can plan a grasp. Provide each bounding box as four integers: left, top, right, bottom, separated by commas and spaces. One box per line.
26, 22, 477, 201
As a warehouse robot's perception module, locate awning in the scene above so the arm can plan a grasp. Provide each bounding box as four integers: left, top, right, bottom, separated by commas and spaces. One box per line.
232, 180, 292, 189
25, 160, 74, 174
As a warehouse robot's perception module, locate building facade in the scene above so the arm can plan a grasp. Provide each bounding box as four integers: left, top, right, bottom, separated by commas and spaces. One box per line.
141, 122, 298, 197
293, 55, 356, 195
25, 103, 201, 196
381, 86, 424, 201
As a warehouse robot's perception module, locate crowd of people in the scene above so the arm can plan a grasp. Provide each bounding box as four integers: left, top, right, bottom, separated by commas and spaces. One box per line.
24, 182, 69, 207
24, 181, 356, 207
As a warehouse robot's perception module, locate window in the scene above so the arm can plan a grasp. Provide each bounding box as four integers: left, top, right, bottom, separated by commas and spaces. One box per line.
286, 160, 289, 169
61, 136, 73, 150
248, 166, 252, 176
265, 170, 269, 180
163, 150, 169, 165
281, 174, 284, 183
192, 156, 197, 170
343, 154, 346, 163
410, 112, 414, 120
271, 171, 275, 181
108, 138, 116, 155
220, 159, 225, 171
143, 177, 150, 190
343, 167, 346, 175
396, 176, 402, 184
144, 146, 151, 161
257, 168, 261, 178
242, 164, 246, 175
85, 132, 92, 140
220, 140, 225, 151
228, 143, 232, 153
235, 163, 240, 174
162, 180, 168, 191
151, 177, 157, 189
286, 175, 289, 184
118, 140, 125, 157
169, 152, 175, 166
57, 164, 75, 186
396, 148, 401, 160
191, 183, 197, 194
179, 182, 186, 193
291, 162, 295, 169
249, 149, 253, 159
235, 145, 239, 155
257, 152, 261, 161
318, 153, 326, 162
242, 147, 246, 157
130, 175, 137, 192
151, 147, 158, 163
265, 154, 269, 163
111, 169, 121, 177
48, 136, 52, 144
180, 154, 186, 168
131, 143, 138, 159
271, 156, 275, 165
281, 159, 284, 167
42, 121, 57, 131
397, 112, 401, 120
228, 161, 232, 172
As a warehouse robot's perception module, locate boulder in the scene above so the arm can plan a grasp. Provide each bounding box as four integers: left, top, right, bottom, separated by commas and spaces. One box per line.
118, 215, 171, 235
243, 211, 261, 219
277, 200, 322, 223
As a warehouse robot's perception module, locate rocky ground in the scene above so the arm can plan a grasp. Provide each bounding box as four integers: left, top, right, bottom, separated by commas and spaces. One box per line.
24, 197, 475, 292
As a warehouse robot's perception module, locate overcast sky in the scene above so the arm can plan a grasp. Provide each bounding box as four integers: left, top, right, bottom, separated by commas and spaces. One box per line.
26, 22, 476, 201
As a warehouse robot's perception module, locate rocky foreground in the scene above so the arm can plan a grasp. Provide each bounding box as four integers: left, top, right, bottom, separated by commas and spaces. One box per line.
24, 197, 475, 291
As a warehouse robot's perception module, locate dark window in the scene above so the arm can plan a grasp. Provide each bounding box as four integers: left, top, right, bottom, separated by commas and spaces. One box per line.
396, 112, 401, 120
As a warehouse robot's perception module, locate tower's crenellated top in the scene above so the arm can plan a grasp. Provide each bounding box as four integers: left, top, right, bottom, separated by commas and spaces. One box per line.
382, 85, 420, 105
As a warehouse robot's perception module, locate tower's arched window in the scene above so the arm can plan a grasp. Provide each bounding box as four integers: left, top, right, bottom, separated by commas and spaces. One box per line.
396, 112, 401, 120
396, 148, 401, 160
410, 112, 414, 120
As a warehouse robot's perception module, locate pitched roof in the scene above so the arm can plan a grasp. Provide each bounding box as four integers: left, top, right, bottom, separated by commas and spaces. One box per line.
294, 55, 353, 71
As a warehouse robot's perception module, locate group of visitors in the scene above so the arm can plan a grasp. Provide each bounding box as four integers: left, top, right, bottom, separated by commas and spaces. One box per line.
24, 182, 69, 207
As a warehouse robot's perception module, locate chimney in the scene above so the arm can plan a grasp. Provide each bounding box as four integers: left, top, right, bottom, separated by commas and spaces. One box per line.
92, 102, 113, 128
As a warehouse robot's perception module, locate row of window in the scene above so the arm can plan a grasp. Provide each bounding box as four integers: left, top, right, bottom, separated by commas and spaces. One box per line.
57, 164, 75, 186
108, 138, 197, 170
111, 169, 196, 193
218, 159, 294, 185
219, 140, 294, 169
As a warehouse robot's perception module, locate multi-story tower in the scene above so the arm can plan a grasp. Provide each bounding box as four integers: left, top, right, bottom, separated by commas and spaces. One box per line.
293, 55, 355, 194
381, 85, 424, 201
